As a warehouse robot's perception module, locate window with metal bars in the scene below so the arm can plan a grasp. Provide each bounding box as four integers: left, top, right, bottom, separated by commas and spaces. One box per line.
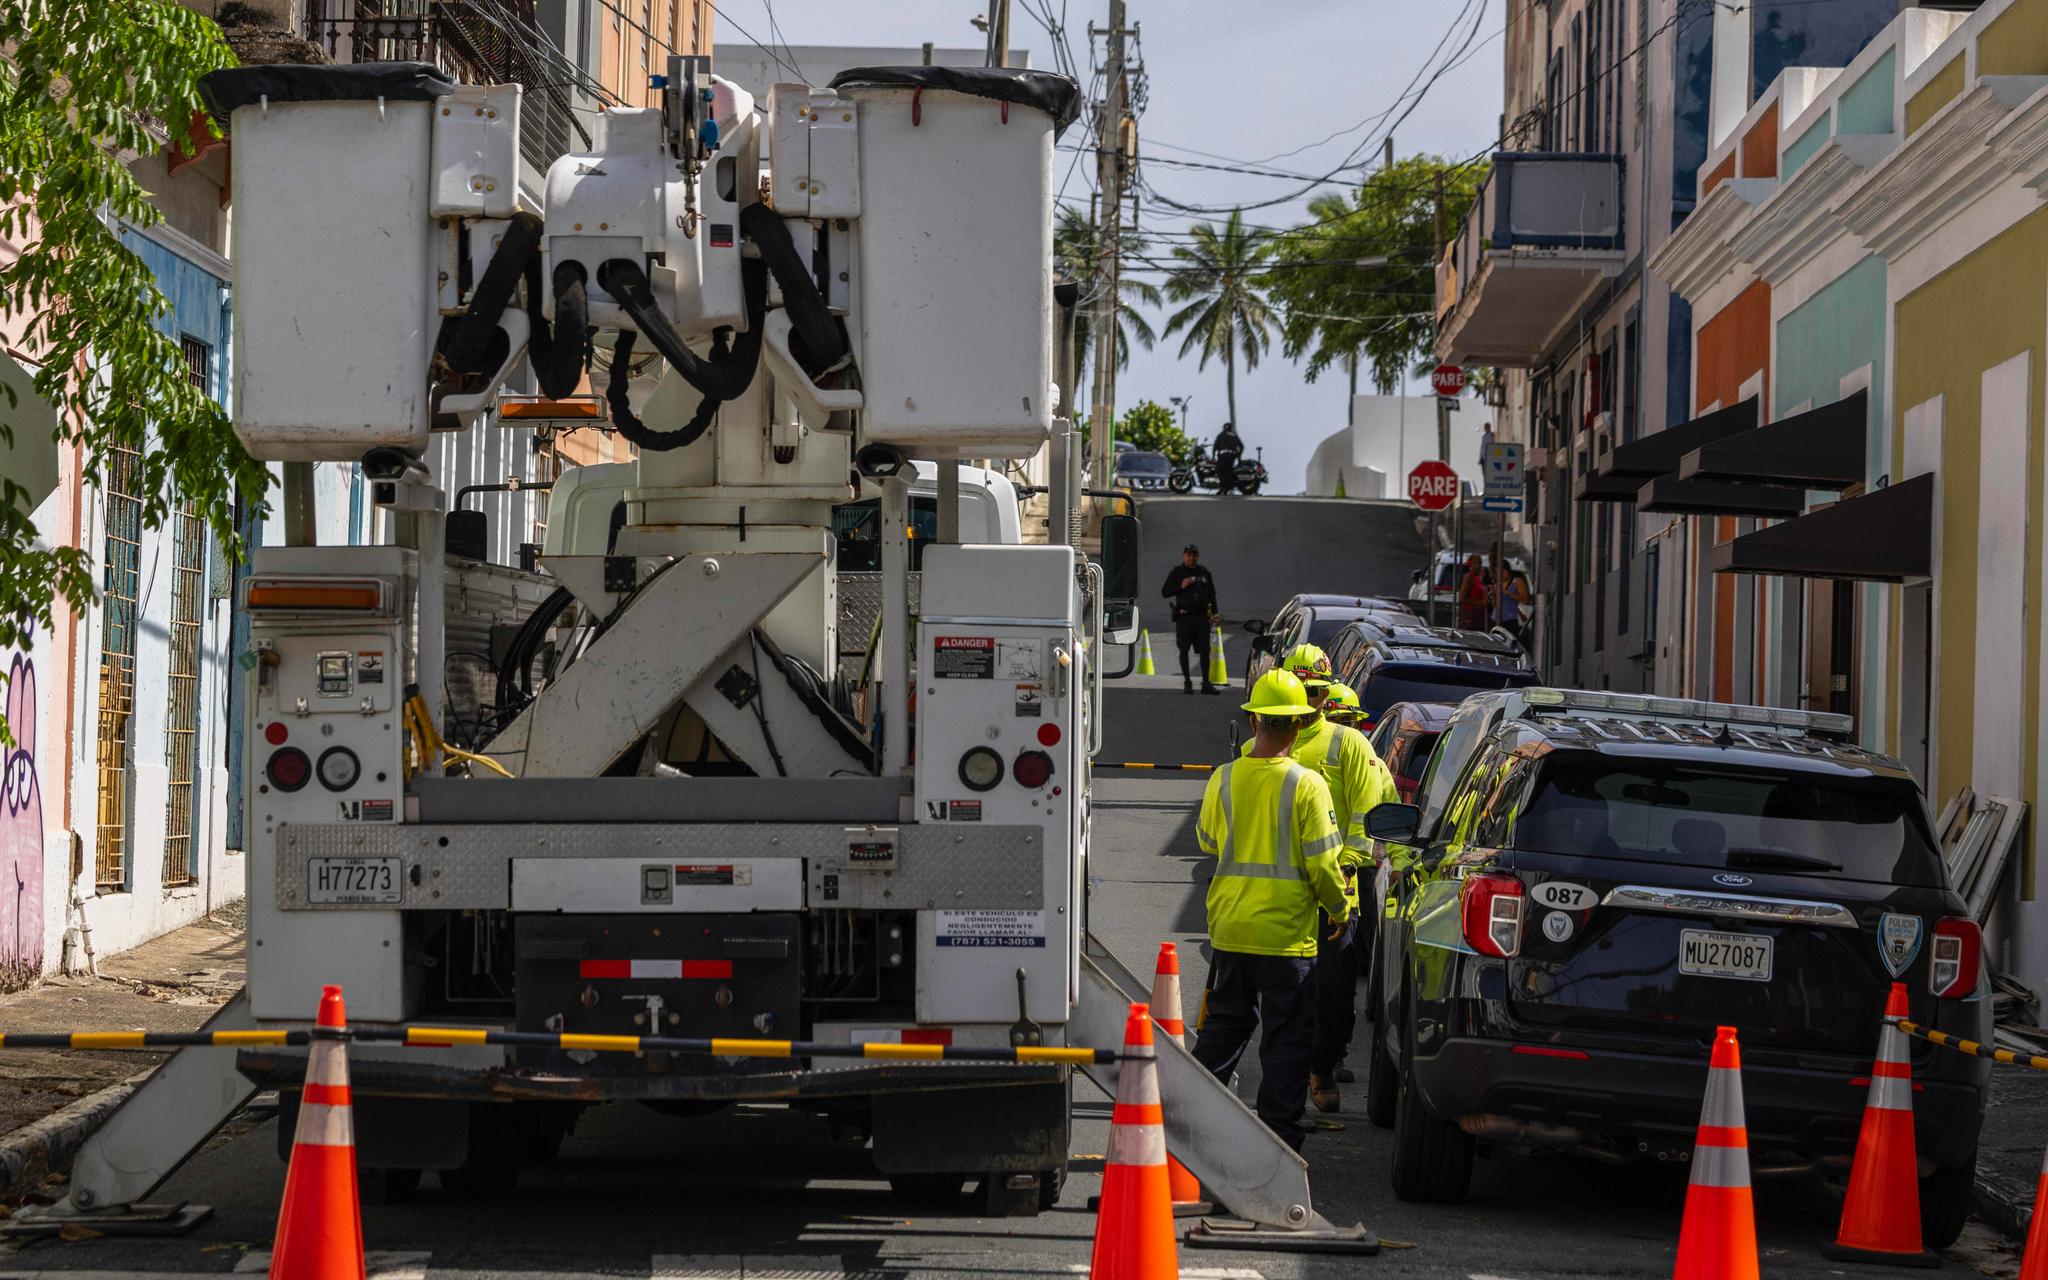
95, 443, 143, 890
161, 334, 212, 887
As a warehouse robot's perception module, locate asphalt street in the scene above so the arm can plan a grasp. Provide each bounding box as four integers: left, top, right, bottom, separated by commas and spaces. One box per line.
0, 684, 2020, 1278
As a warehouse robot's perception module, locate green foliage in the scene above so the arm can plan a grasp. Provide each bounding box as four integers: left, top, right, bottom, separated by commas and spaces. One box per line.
0, 0, 267, 725
1117, 399, 1192, 462
1263, 154, 1486, 393
1158, 209, 1275, 433
1055, 205, 1161, 393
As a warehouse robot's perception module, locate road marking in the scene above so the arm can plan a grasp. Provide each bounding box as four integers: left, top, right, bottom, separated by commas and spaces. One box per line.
652, 1259, 842, 1279
648, 1259, 1257, 1279
234, 1250, 430, 1277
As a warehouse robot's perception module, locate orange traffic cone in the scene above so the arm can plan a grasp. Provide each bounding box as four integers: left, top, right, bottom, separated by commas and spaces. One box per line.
1149, 943, 1210, 1216
2020, 1141, 2048, 1280
1088, 1001, 1179, 1280
1825, 982, 1938, 1267
270, 985, 366, 1280
1673, 1025, 1758, 1280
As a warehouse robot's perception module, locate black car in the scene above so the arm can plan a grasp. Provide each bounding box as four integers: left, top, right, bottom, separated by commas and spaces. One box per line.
1114, 450, 1173, 492
1360, 688, 1989, 1246
1331, 624, 1538, 732
1241, 597, 1417, 689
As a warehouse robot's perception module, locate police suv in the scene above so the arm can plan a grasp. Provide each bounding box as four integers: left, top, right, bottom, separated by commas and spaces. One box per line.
1360, 688, 1989, 1246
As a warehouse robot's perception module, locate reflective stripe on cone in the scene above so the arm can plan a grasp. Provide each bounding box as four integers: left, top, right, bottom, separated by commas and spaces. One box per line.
1824, 982, 1939, 1267
1673, 1025, 1758, 1280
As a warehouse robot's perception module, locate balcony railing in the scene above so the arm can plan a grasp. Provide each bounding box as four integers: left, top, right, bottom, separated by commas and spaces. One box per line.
304, 0, 591, 180
1434, 151, 1626, 366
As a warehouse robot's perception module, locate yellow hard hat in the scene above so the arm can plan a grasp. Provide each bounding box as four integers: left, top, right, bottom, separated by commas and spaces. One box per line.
1328, 682, 1360, 712
1243, 669, 1316, 717
1280, 643, 1334, 689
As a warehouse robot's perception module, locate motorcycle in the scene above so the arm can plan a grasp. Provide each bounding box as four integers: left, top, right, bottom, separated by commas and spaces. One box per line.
1168, 444, 1267, 495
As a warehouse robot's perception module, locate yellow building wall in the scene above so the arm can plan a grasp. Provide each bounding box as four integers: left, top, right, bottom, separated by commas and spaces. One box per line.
1893, 208, 2048, 837
1980, 0, 2048, 77
1905, 53, 1966, 135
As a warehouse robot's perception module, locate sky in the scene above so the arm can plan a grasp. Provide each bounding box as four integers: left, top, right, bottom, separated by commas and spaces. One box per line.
715, 0, 1509, 493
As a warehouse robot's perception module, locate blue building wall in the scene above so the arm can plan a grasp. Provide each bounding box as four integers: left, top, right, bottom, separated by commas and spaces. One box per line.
1837, 46, 1897, 136
1751, 0, 1900, 102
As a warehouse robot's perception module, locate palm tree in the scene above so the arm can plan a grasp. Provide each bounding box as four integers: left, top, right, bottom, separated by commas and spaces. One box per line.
1159, 209, 1275, 431
1054, 206, 1161, 393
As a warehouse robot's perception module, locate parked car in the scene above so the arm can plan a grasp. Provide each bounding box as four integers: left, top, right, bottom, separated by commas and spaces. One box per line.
1114, 449, 1173, 492
1364, 700, 1455, 803
1243, 596, 1419, 689
1331, 625, 1538, 732
1359, 686, 1989, 1246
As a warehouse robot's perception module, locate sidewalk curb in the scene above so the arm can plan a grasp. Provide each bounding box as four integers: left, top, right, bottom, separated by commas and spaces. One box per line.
0, 1073, 146, 1202
1975, 1166, 2035, 1243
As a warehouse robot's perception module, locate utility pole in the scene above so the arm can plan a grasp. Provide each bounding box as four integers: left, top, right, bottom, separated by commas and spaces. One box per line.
1433, 168, 1451, 465
1088, 0, 1131, 494
985, 0, 1011, 66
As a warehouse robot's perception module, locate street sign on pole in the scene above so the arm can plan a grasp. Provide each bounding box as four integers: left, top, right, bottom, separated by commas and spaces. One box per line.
1408, 460, 1459, 513
1482, 441, 1524, 502
1430, 364, 1465, 399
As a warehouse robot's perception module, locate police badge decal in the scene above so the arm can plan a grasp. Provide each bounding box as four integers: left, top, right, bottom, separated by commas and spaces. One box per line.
1879, 913, 1923, 978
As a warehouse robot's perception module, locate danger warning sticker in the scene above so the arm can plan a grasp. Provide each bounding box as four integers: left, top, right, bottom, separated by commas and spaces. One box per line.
933, 635, 995, 679
935, 910, 1046, 948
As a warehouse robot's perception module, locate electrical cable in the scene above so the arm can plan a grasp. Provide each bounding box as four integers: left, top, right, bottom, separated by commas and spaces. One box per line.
744, 631, 788, 778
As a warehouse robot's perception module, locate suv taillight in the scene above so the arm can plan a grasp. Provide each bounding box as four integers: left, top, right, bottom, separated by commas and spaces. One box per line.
1461, 873, 1524, 958
1931, 917, 1981, 998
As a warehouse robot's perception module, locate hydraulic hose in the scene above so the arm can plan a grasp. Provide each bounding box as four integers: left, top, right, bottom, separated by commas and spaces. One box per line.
443, 211, 543, 378
737, 202, 846, 376
527, 258, 590, 399
601, 256, 768, 452
598, 257, 760, 402
442, 213, 588, 399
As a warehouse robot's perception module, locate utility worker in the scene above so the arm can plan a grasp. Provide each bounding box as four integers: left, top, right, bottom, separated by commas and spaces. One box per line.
1237, 645, 1394, 1112
1193, 669, 1350, 1151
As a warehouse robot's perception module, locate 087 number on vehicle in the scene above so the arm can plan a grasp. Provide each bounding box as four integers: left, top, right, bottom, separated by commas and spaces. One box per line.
1678, 929, 1773, 982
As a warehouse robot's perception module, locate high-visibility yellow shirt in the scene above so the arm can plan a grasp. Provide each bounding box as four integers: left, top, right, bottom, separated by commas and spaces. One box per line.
1197, 755, 1350, 957
1240, 716, 1397, 910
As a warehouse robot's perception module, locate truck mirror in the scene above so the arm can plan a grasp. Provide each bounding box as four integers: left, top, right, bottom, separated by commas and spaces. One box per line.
1365, 802, 1422, 843
446, 509, 488, 562
1100, 512, 1140, 600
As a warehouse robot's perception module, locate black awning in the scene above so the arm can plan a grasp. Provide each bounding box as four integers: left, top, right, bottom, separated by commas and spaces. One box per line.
1706, 473, 1933, 583
1602, 397, 1760, 478
1678, 389, 1865, 490
1636, 477, 1807, 517
1575, 470, 1645, 503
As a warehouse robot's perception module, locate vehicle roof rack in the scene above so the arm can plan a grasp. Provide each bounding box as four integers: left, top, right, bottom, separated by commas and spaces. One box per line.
1515, 686, 1854, 740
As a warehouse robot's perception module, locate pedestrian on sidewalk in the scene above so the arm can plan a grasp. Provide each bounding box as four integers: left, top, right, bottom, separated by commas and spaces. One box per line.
1160, 544, 1220, 695
1193, 670, 1352, 1151
1457, 554, 1488, 631
1499, 568, 1530, 643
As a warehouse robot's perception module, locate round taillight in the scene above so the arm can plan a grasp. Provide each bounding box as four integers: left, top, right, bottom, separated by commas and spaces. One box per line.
1013, 750, 1053, 789
263, 722, 289, 746
266, 747, 311, 793
316, 746, 361, 792
959, 747, 1004, 792
1037, 723, 1061, 747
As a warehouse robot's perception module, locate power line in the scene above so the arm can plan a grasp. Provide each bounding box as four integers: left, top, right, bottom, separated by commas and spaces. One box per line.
704, 1, 804, 83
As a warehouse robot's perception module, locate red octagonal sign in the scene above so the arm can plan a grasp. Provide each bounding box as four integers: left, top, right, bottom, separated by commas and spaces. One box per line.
1431, 363, 1466, 398
1408, 460, 1460, 512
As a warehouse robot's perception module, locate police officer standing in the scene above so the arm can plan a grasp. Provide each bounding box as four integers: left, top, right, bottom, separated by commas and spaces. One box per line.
1193, 669, 1352, 1151
1212, 422, 1244, 495
1238, 646, 1395, 1112
1160, 544, 1220, 695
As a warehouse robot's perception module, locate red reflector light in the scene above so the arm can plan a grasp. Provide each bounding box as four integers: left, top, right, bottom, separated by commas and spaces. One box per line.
1460, 872, 1524, 958
265, 747, 311, 793
1932, 917, 1981, 998
578, 959, 734, 979
1037, 723, 1061, 747
902, 1028, 954, 1046
1510, 1045, 1589, 1061
263, 722, 288, 745
1013, 749, 1054, 789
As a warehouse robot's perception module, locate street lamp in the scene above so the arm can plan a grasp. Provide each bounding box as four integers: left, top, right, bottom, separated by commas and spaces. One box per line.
1168, 394, 1193, 437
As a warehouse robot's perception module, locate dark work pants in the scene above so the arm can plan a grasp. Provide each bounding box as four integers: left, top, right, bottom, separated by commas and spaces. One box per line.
1311, 909, 1359, 1078
1193, 950, 1318, 1150
1214, 451, 1241, 494
1174, 614, 1211, 684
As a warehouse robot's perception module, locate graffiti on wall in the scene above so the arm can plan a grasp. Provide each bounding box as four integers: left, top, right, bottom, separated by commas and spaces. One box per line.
0, 631, 46, 991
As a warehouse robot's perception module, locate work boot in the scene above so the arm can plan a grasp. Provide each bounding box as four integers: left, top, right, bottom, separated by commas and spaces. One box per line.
1309, 1073, 1340, 1113
1200, 683, 1220, 696
1335, 1066, 1357, 1084
1183, 677, 1194, 695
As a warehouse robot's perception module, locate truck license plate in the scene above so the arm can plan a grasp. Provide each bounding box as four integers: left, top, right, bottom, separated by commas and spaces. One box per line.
1679, 929, 1773, 982
307, 857, 402, 905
